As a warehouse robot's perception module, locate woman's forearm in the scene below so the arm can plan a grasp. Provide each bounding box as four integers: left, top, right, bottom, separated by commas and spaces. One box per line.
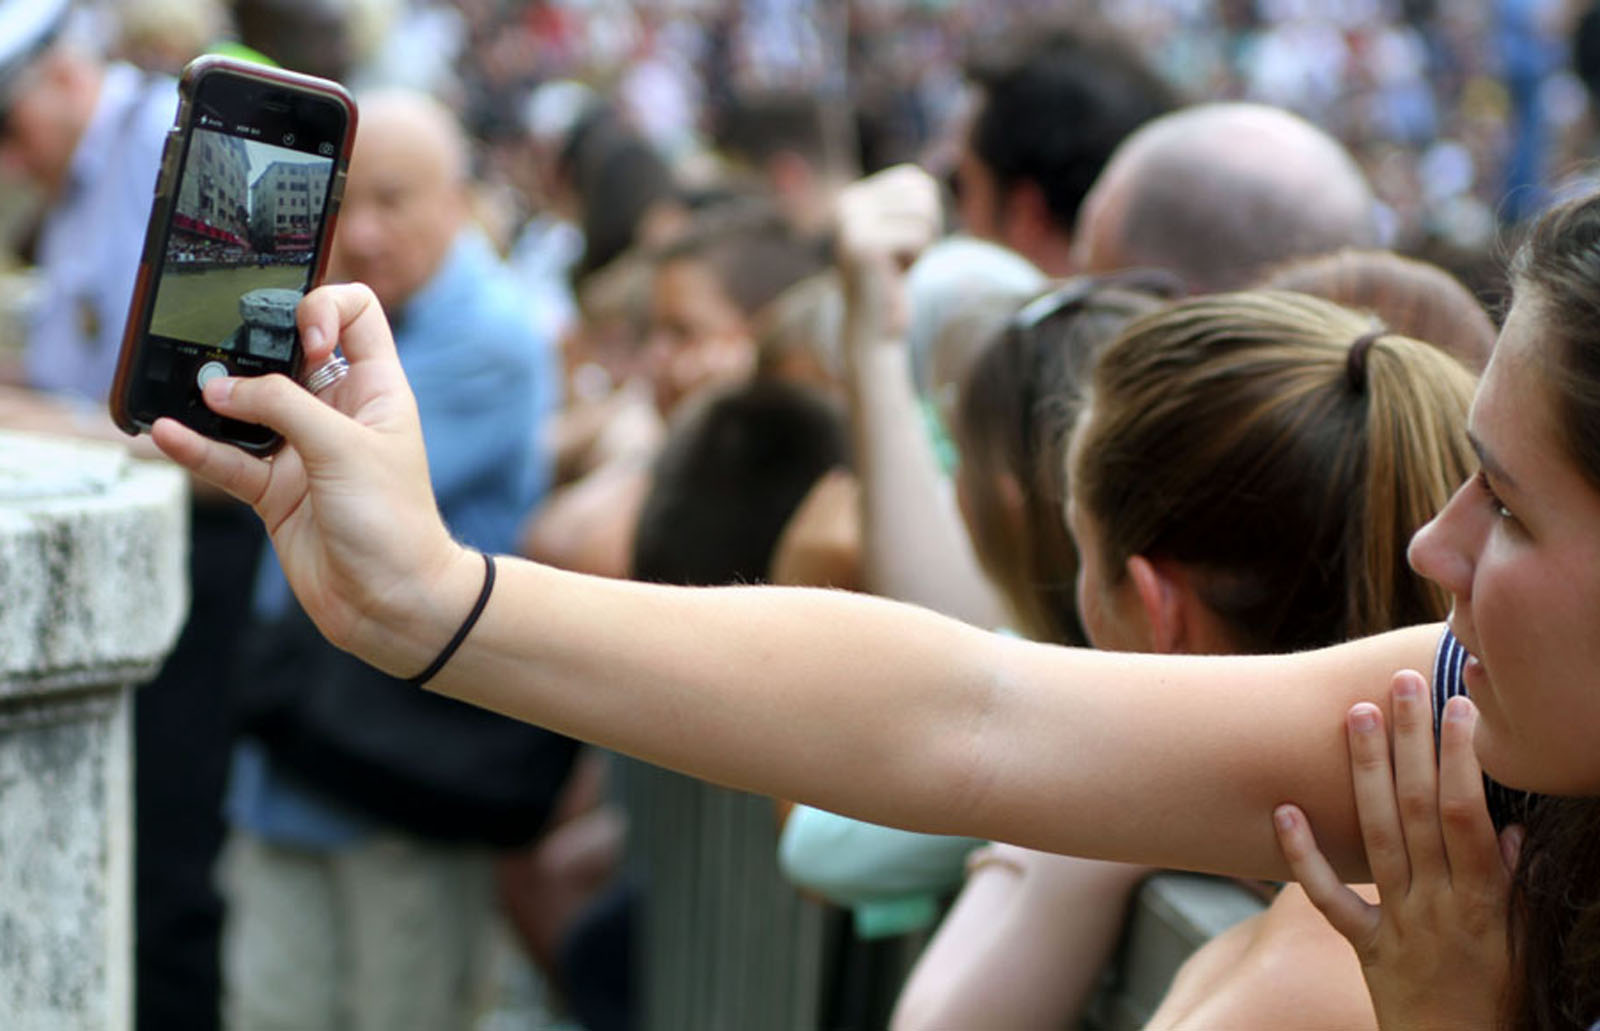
836, 163, 1010, 628
893, 848, 1148, 1031
845, 343, 1010, 628
413, 554, 1441, 881
422, 556, 1010, 830
152, 285, 1439, 884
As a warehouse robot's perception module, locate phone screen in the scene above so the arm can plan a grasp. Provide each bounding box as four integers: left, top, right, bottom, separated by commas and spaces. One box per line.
119, 67, 349, 449
149, 129, 331, 361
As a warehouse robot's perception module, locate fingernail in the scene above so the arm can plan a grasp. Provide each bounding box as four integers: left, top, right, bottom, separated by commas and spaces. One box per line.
1350, 705, 1379, 733
1393, 676, 1420, 701
1273, 806, 1297, 832
1500, 824, 1524, 869
204, 377, 236, 403
304, 324, 326, 353
1445, 695, 1475, 723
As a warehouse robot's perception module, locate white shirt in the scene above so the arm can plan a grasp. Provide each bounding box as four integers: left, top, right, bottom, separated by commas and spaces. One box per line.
26, 62, 174, 401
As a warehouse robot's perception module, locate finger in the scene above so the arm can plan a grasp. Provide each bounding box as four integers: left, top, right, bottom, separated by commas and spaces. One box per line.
295, 306, 335, 368
1435, 696, 1504, 890
151, 416, 272, 506
298, 283, 400, 370
201, 373, 351, 466
1345, 702, 1412, 894
1499, 824, 1524, 875
1274, 804, 1382, 949
1389, 670, 1447, 881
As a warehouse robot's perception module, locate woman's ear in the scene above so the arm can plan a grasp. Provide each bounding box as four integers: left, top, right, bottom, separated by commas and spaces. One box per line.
993, 471, 1026, 534
1126, 556, 1238, 655
1125, 554, 1184, 654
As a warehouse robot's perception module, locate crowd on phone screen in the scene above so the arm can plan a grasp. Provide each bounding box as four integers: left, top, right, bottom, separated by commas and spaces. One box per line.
7, 0, 1600, 1029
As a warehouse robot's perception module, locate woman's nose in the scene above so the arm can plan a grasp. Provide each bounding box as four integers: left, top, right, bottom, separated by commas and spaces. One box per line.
1407, 479, 1477, 601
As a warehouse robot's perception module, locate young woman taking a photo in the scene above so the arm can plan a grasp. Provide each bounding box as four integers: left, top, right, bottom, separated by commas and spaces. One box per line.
157, 191, 1600, 1028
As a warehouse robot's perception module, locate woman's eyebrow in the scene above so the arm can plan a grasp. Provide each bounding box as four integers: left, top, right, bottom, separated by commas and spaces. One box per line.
1469, 431, 1521, 494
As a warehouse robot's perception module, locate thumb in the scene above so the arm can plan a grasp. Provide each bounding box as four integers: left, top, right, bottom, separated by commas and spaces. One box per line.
298, 283, 397, 368
203, 373, 350, 463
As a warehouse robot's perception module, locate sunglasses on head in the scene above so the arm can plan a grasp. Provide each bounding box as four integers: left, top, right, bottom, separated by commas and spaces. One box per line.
1008, 268, 1187, 334
1005, 267, 1187, 468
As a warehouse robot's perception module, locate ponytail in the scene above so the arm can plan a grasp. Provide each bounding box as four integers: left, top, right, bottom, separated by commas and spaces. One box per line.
1074, 291, 1475, 651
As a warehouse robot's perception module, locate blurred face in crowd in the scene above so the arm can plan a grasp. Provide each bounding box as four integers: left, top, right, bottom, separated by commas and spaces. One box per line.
0, 51, 96, 197
953, 98, 1063, 272
954, 129, 1004, 244
329, 94, 467, 314
645, 256, 754, 416
233, 0, 353, 84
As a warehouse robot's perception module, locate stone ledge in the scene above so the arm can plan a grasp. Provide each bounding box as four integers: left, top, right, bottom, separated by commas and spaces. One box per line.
0, 431, 188, 698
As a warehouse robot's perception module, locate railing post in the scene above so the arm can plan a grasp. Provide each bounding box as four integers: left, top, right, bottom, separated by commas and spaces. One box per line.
0, 431, 188, 1030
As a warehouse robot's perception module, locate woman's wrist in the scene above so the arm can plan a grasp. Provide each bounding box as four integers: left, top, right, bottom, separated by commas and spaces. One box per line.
406, 552, 497, 686
361, 539, 487, 681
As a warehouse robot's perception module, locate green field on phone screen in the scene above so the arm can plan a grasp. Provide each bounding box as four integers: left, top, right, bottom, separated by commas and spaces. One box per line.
150, 264, 306, 347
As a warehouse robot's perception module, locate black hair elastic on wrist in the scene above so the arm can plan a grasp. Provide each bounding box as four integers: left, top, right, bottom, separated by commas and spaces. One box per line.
407, 552, 496, 687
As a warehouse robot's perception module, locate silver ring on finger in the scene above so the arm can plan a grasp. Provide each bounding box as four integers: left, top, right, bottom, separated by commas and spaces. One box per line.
303, 356, 349, 396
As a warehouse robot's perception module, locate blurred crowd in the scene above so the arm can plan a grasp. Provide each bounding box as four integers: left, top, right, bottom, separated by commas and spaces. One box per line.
44, 0, 1593, 289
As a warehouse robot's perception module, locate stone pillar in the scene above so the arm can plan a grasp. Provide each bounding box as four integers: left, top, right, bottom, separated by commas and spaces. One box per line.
237, 287, 300, 361
0, 431, 188, 1031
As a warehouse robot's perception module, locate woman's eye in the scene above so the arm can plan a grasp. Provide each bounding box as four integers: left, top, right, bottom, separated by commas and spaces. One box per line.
1477, 470, 1513, 520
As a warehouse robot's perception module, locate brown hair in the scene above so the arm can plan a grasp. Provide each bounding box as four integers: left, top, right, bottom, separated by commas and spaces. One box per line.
1073, 290, 1476, 652
954, 277, 1171, 645
1497, 190, 1600, 1029
752, 272, 844, 389
654, 204, 831, 319
1260, 248, 1498, 373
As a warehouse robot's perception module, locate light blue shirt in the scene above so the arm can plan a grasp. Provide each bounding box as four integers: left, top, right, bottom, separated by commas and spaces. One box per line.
27, 64, 174, 401
228, 230, 561, 847
779, 804, 982, 937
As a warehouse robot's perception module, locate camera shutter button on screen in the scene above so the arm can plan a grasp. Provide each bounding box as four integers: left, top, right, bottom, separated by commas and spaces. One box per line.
197, 360, 229, 390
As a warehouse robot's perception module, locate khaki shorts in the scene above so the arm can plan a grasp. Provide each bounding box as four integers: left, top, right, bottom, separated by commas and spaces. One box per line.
219, 829, 493, 1031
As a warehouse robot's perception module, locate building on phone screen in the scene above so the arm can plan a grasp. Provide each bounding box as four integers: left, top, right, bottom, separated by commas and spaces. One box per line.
173, 131, 250, 255
249, 159, 330, 258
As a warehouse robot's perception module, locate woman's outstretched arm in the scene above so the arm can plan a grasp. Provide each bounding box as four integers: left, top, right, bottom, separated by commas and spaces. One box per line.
153, 283, 1440, 882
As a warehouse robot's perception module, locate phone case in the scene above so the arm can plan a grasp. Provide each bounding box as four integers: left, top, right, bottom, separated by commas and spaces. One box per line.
108, 56, 357, 454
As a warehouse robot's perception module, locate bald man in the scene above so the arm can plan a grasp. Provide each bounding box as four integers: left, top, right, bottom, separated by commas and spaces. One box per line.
222, 91, 570, 1031
1072, 102, 1381, 293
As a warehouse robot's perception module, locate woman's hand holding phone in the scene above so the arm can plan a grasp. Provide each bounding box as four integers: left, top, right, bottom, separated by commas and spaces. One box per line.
152, 283, 480, 678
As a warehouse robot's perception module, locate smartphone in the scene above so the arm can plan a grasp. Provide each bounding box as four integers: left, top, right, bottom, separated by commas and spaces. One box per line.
110, 56, 356, 453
